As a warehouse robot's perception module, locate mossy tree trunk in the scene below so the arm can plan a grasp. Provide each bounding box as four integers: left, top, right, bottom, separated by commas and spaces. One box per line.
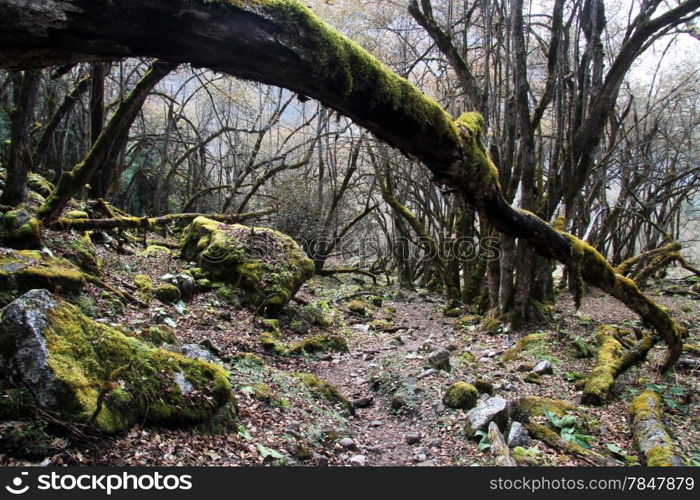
0, 0, 690, 371
36, 60, 176, 221
0, 69, 41, 207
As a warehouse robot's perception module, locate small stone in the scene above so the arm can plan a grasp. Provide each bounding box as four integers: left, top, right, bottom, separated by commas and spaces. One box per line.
406, 432, 422, 445
478, 357, 490, 364
313, 453, 329, 467
533, 360, 553, 375
352, 396, 374, 408
370, 420, 383, 427
179, 343, 214, 362
339, 437, 357, 450
523, 372, 542, 385
349, 455, 366, 467
418, 369, 437, 379
366, 445, 384, 454
507, 422, 530, 448
443, 382, 478, 409
427, 349, 451, 371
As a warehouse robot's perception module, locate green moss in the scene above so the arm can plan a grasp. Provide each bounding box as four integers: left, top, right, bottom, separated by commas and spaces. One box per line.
295, 372, 353, 415
442, 382, 478, 409
581, 325, 624, 405
0, 248, 84, 295
154, 283, 180, 304
517, 396, 576, 419
473, 378, 494, 395
64, 210, 88, 220
629, 390, 680, 466
346, 299, 367, 314
459, 315, 480, 326
523, 372, 542, 385
0, 292, 233, 434
134, 274, 153, 293
231, 352, 264, 367
444, 307, 461, 318
480, 316, 502, 334
503, 333, 547, 362
260, 332, 288, 355
48, 230, 98, 274
143, 325, 177, 345
288, 334, 348, 355
261, 318, 281, 336
140, 245, 172, 257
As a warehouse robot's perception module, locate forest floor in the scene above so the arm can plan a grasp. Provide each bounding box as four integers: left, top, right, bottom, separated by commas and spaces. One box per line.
2, 231, 699, 467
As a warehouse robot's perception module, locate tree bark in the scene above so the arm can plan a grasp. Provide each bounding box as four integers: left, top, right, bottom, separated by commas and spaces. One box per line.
0, 0, 686, 371
0, 69, 41, 206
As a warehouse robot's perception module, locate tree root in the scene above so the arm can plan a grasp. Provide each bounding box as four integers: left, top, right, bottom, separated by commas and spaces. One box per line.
629, 390, 683, 466
84, 274, 147, 308
524, 422, 618, 466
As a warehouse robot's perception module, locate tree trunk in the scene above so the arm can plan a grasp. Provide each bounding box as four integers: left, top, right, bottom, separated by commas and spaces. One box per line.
37, 60, 175, 221
0, 69, 41, 206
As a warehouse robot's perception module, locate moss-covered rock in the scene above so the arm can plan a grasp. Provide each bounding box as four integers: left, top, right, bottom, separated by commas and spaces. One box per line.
288, 334, 348, 355
0, 289, 233, 434
181, 217, 314, 315
479, 316, 502, 334
64, 210, 89, 220
142, 325, 177, 345
134, 274, 153, 293
140, 245, 171, 257
443, 382, 478, 409
473, 378, 494, 395
154, 283, 180, 304
295, 372, 353, 415
346, 299, 367, 314
27, 173, 54, 198
0, 209, 42, 249
0, 248, 84, 298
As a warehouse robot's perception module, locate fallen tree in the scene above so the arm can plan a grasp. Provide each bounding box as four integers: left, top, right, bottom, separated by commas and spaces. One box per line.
0, 0, 690, 371
48, 208, 276, 231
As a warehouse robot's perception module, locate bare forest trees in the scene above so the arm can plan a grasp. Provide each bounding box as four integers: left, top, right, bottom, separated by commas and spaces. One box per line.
0, 0, 699, 372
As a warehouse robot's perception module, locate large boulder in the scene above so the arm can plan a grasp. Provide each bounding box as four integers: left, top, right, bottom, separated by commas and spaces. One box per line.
0, 248, 84, 299
464, 396, 509, 437
0, 289, 233, 434
0, 209, 42, 249
181, 217, 314, 315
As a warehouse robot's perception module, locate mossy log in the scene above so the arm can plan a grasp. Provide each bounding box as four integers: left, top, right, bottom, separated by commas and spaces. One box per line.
581, 325, 654, 405
629, 390, 683, 466
0, 0, 686, 371
48, 208, 276, 231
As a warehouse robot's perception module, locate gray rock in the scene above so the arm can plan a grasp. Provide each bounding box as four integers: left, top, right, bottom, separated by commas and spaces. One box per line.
179, 344, 213, 362
366, 445, 384, 454
349, 455, 366, 467
427, 349, 451, 371
313, 453, 329, 467
507, 421, 530, 448
173, 372, 193, 395
464, 396, 509, 437
352, 396, 373, 408
0, 289, 61, 407
339, 438, 357, 450
406, 432, 422, 445
533, 360, 553, 375
418, 368, 436, 379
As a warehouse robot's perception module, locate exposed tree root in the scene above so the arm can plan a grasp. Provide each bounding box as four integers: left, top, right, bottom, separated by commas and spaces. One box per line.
582, 326, 654, 405
84, 274, 147, 308
524, 422, 618, 466
629, 390, 683, 466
